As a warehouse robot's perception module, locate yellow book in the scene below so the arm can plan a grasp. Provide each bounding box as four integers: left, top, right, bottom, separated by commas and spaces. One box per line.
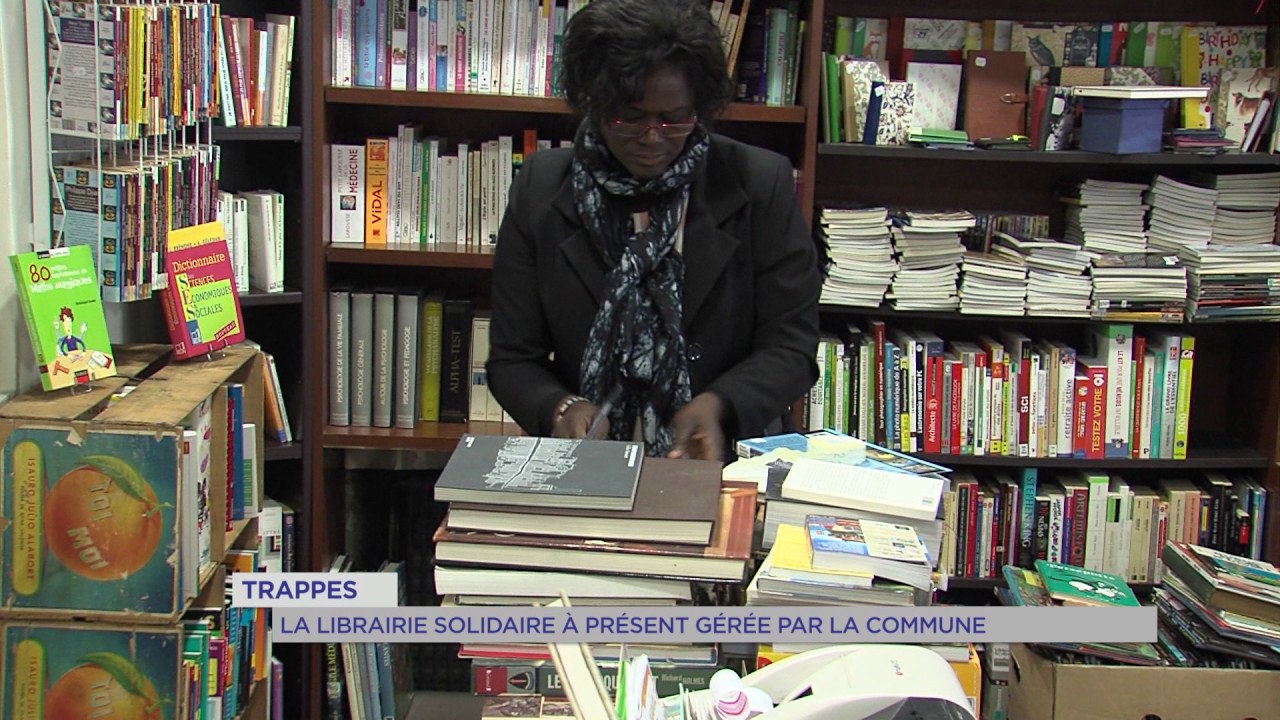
1173, 335, 1194, 461
1180, 26, 1209, 129
418, 291, 444, 422
365, 138, 390, 247
168, 220, 225, 251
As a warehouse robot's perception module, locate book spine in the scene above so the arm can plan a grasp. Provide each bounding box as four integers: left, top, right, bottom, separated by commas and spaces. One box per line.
1173, 335, 1194, 460
1130, 336, 1146, 459
1033, 496, 1049, 562
365, 138, 390, 246
390, 0, 410, 90
329, 290, 351, 426
350, 292, 375, 426
1018, 468, 1037, 568
948, 356, 962, 455
439, 299, 474, 422
373, 292, 396, 428
395, 293, 421, 429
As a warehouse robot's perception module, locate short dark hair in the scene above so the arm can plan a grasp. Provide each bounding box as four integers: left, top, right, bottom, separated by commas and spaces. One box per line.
559, 0, 733, 122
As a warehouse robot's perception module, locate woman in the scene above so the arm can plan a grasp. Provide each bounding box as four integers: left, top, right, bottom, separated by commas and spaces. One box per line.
486, 0, 821, 462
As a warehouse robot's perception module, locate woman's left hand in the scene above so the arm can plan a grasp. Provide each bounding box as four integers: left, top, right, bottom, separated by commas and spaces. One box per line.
668, 392, 725, 461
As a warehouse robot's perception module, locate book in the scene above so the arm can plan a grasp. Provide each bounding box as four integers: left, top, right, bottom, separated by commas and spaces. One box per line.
446, 457, 721, 544
9, 245, 116, 391
780, 456, 946, 521
1034, 559, 1140, 607
159, 221, 247, 360
805, 515, 934, 590
434, 435, 644, 512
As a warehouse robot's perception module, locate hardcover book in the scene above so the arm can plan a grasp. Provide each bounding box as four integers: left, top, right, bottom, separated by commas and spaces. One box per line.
434, 435, 643, 511
9, 244, 116, 391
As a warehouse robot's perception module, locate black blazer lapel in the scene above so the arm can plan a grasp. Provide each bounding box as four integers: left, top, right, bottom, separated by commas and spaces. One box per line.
681, 149, 747, 329
552, 176, 608, 306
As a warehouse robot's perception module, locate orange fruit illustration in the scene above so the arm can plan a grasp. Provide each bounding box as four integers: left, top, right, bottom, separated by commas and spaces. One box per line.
43, 455, 165, 581
44, 653, 164, 720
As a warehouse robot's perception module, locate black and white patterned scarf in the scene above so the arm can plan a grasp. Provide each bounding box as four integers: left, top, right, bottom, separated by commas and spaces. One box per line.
572, 119, 710, 456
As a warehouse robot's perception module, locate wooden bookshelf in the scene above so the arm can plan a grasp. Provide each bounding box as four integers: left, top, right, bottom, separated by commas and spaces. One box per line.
264, 441, 304, 462
326, 243, 496, 269
240, 290, 304, 307
212, 125, 303, 142
917, 446, 1269, 471
322, 421, 525, 452
818, 144, 1280, 166
325, 86, 808, 123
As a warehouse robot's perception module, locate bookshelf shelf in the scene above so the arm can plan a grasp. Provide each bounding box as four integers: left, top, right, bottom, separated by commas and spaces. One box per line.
212, 125, 303, 142
264, 441, 303, 462
819, 305, 1190, 325
944, 576, 1158, 593
322, 421, 525, 452
240, 290, 303, 307
817, 144, 1280, 166
326, 243, 496, 269
915, 446, 1269, 470
324, 86, 807, 123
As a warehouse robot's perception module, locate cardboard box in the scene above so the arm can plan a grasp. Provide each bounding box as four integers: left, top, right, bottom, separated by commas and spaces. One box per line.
1, 620, 185, 720
0, 344, 263, 622
1008, 643, 1280, 720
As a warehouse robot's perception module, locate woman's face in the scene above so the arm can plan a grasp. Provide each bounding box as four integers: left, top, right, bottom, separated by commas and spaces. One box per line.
599, 65, 697, 180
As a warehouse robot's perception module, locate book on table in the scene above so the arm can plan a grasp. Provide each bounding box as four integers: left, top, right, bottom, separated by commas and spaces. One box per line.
434, 435, 644, 511
805, 515, 935, 591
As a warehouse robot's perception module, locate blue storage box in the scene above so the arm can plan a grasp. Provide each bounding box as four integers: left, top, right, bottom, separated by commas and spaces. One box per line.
1078, 97, 1169, 154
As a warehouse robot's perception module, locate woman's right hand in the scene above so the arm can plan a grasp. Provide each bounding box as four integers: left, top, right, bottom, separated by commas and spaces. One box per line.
554, 399, 607, 439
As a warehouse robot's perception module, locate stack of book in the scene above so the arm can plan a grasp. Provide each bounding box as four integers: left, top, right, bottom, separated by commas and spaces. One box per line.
1181, 171, 1280, 320
886, 211, 972, 311
1156, 543, 1280, 669
817, 206, 898, 308
1145, 175, 1218, 254
730, 431, 951, 607
1062, 179, 1150, 254
957, 250, 1028, 316
1089, 251, 1189, 320
991, 232, 1094, 317
429, 435, 755, 694
999, 561, 1164, 666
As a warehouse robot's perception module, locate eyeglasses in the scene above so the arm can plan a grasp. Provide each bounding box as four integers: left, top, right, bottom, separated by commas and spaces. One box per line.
605, 117, 699, 139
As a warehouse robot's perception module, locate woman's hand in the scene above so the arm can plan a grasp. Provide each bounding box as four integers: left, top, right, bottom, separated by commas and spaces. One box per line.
668, 392, 725, 461
554, 399, 607, 439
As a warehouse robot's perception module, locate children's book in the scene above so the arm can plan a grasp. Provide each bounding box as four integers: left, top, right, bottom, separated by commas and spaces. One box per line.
1034, 559, 1140, 607
9, 244, 116, 391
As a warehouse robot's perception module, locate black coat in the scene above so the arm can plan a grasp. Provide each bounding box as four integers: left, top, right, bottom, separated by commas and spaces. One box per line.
486, 132, 822, 449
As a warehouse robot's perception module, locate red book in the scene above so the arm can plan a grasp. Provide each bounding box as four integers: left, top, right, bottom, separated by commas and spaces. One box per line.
158, 222, 246, 360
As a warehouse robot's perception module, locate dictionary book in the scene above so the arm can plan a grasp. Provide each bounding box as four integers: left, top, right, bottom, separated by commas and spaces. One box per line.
158, 221, 246, 360
434, 435, 643, 512
9, 244, 116, 391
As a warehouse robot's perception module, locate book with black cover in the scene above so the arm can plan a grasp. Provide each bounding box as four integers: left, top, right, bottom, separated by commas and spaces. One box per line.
434, 435, 643, 511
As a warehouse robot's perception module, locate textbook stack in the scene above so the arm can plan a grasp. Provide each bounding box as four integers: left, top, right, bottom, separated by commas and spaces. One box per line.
428, 435, 756, 698
0, 344, 279, 719
885, 211, 972, 311
957, 250, 1027, 316
1184, 172, 1280, 320
816, 205, 897, 308
990, 232, 1093, 318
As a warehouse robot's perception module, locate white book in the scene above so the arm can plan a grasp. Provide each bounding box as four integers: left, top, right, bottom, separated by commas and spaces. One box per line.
1084, 472, 1109, 572
500, 0, 520, 95
416, 1, 432, 91
1139, 351, 1157, 459
427, 138, 441, 244
411, 138, 424, 244
387, 135, 401, 245
330, 144, 366, 244
498, 134, 513, 231
513, 0, 530, 95
216, 22, 237, 126
390, 0, 410, 90
240, 191, 280, 293
272, 192, 286, 291
334, 0, 355, 86
242, 423, 260, 518
780, 457, 945, 522
258, 503, 285, 574
266, 18, 294, 126
181, 428, 199, 601
534, 0, 549, 96
456, 143, 470, 244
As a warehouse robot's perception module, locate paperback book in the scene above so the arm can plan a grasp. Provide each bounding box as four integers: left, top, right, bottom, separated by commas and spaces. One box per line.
9, 244, 116, 391
158, 221, 246, 359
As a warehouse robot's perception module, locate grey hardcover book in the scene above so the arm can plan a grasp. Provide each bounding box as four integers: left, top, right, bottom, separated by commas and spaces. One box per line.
350, 290, 374, 427
394, 291, 421, 429
433, 435, 644, 511
329, 289, 351, 426
372, 291, 396, 428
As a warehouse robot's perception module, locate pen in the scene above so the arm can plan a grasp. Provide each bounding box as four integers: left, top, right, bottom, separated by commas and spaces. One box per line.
585, 386, 622, 440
